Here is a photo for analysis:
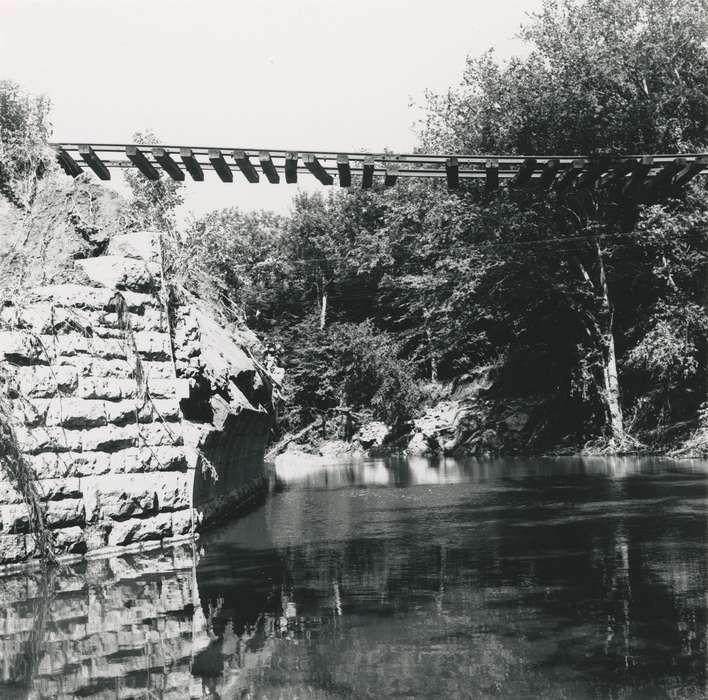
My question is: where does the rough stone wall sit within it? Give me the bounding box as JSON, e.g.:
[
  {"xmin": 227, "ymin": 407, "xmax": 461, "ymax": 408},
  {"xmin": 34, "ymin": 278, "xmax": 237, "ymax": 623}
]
[{"xmin": 0, "ymin": 229, "xmax": 272, "ymax": 567}]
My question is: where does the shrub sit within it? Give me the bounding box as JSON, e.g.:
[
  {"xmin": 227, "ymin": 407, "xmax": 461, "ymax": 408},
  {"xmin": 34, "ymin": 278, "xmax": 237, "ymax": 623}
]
[{"xmin": 282, "ymin": 317, "xmax": 420, "ymax": 430}]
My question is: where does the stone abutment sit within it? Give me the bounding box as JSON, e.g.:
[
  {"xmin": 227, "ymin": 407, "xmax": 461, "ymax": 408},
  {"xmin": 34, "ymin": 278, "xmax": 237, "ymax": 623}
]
[{"xmin": 0, "ymin": 231, "xmax": 273, "ymax": 568}]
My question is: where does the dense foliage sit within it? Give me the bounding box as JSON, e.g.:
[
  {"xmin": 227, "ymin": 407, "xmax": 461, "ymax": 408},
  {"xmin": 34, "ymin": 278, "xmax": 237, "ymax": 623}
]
[
  {"xmin": 175, "ymin": 0, "xmax": 707, "ymax": 450},
  {"xmin": 413, "ymin": 0, "xmax": 708, "ymax": 448},
  {"xmin": 178, "ymin": 207, "xmax": 284, "ymax": 321},
  {"xmin": 280, "ymin": 317, "xmax": 420, "ymax": 429},
  {"xmin": 419, "ymin": 0, "xmax": 708, "ymax": 154}
]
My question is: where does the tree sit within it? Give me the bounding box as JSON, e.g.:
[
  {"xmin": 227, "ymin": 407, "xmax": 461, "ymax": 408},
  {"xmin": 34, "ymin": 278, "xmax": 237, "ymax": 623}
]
[
  {"xmin": 179, "ymin": 207, "xmax": 285, "ymax": 323},
  {"xmin": 420, "ymin": 0, "xmax": 708, "ymax": 155},
  {"xmin": 375, "ymin": 179, "xmax": 497, "ymax": 381},
  {"xmin": 620, "ymin": 189, "xmax": 708, "ymax": 435},
  {"xmin": 282, "ymin": 317, "xmax": 420, "ymax": 430},
  {"xmin": 0, "ymin": 81, "xmax": 52, "ymax": 209},
  {"xmin": 283, "ymin": 190, "xmax": 390, "ymax": 329},
  {"xmin": 123, "ymin": 130, "xmax": 184, "ymax": 232},
  {"xmin": 417, "ymin": 0, "xmax": 708, "ymax": 447}
]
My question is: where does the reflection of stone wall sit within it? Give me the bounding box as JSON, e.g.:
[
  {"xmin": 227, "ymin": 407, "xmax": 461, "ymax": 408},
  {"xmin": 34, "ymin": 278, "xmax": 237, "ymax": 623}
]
[
  {"xmin": 0, "ymin": 544, "xmax": 278, "ymax": 699},
  {"xmin": 0, "ymin": 230, "xmax": 272, "ymax": 566},
  {"xmin": 0, "ymin": 546, "xmax": 205, "ymax": 699}
]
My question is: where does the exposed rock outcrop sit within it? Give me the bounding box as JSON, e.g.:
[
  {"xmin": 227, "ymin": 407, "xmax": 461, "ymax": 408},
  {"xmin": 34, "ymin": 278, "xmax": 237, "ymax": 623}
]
[
  {"xmin": 406, "ymin": 400, "xmax": 460, "ymax": 456},
  {"xmin": 404, "ymin": 396, "xmax": 538, "ymax": 457},
  {"xmin": 671, "ymin": 423, "xmax": 708, "ymax": 458},
  {"xmin": 0, "ymin": 176, "xmax": 128, "ymax": 294},
  {"xmin": 322, "ymin": 367, "xmax": 539, "ymax": 458},
  {"xmin": 173, "ymin": 302, "xmax": 274, "ymax": 529},
  {"xmin": 353, "ymin": 421, "xmax": 390, "ymax": 450}
]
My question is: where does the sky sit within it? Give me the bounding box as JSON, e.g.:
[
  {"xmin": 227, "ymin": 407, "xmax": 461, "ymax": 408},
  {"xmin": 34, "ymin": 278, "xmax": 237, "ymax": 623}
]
[{"xmin": 0, "ymin": 0, "xmax": 542, "ymax": 219}]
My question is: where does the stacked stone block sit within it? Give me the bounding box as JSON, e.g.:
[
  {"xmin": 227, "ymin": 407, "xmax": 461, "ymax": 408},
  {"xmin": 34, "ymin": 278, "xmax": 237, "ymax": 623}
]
[{"xmin": 0, "ymin": 233, "xmax": 193, "ymax": 564}]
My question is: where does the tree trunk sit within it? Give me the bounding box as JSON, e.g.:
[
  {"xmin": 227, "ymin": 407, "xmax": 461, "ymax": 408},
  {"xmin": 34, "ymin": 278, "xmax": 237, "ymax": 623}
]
[
  {"xmin": 423, "ymin": 308, "xmax": 438, "ymax": 382},
  {"xmin": 596, "ymin": 241, "xmax": 624, "ymax": 444},
  {"xmin": 425, "ymin": 325, "xmax": 438, "ymax": 381},
  {"xmin": 601, "ymin": 323, "xmax": 624, "ymax": 442},
  {"xmin": 264, "ymin": 418, "xmax": 319, "ymax": 461},
  {"xmin": 319, "ymin": 288, "xmax": 327, "ymax": 330}
]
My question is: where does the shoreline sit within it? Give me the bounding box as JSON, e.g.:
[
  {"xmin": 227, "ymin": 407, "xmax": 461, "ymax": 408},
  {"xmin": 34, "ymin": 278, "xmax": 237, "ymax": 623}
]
[{"xmin": 271, "ymin": 440, "xmax": 708, "ymax": 464}]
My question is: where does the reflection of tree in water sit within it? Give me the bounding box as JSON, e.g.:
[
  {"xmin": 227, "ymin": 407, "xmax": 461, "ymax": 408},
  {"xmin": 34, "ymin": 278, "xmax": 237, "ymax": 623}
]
[
  {"xmin": 600, "ymin": 526, "xmax": 633, "ymax": 667},
  {"xmin": 193, "ymin": 515, "xmax": 306, "ymax": 697},
  {"xmin": 639, "ymin": 525, "xmax": 706, "ymax": 677}
]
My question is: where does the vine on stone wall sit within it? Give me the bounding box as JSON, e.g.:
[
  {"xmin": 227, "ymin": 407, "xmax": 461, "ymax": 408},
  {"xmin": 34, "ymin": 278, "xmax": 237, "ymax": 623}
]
[
  {"xmin": 109, "ymin": 288, "xmax": 218, "ymax": 482},
  {"xmin": 0, "ymin": 366, "xmax": 57, "ymax": 567}
]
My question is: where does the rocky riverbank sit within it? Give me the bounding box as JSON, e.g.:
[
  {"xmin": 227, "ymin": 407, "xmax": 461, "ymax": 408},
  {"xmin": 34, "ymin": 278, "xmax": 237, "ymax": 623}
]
[{"xmin": 269, "ymin": 363, "xmax": 708, "ymax": 464}]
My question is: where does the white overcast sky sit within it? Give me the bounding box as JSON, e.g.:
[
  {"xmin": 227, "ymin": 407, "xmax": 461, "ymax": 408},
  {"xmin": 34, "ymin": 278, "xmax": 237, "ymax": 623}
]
[{"xmin": 0, "ymin": 0, "xmax": 541, "ymax": 219}]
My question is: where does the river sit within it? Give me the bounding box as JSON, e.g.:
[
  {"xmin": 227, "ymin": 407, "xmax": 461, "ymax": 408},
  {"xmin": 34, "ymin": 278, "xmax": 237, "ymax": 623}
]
[{"xmin": 0, "ymin": 456, "xmax": 705, "ymax": 699}]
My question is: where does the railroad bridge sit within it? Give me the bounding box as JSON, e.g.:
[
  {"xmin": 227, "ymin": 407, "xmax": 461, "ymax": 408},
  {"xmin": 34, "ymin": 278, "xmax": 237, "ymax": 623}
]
[
  {"xmin": 53, "ymin": 142, "xmax": 708, "ymax": 202},
  {"xmin": 1, "ymin": 141, "xmax": 706, "ymax": 569}
]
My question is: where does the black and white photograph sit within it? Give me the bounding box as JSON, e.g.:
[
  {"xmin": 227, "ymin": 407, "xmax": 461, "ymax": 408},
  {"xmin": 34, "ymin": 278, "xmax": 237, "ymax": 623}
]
[{"xmin": 0, "ymin": 1, "xmax": 706, "ymax": 697}]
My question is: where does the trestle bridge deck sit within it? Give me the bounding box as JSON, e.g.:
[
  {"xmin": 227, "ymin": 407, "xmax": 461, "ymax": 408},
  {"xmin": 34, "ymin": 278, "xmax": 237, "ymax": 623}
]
[{"xmin": 51, "ymin": 142, "xmax": 707, "ymax": 199}]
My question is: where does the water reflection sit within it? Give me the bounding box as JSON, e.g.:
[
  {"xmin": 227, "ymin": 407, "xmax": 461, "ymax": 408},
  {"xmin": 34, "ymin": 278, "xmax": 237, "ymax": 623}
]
[
  {"xmin": 275, "ymin": 454, "xmax": 708, "ymax": 489},
  {"xmin": 0, "ymin": 456, "xmax": 705, "ymax": 699},
  {"xmin": 0, "ymin": 546, "xmax": 207, "ymax": 699}
]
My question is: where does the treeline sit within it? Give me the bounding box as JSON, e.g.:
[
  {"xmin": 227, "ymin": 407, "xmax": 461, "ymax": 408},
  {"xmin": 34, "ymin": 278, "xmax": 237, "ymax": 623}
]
[{"xmin": 176, "ymin": 0, "xmax": 708, "ymax": 451}]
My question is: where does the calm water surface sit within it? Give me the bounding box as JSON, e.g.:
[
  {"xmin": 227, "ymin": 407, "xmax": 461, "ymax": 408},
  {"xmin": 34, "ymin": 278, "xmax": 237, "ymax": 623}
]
[{"xmin": 0, "ymin": 456, "xmax": 706, "ymax": 699}]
